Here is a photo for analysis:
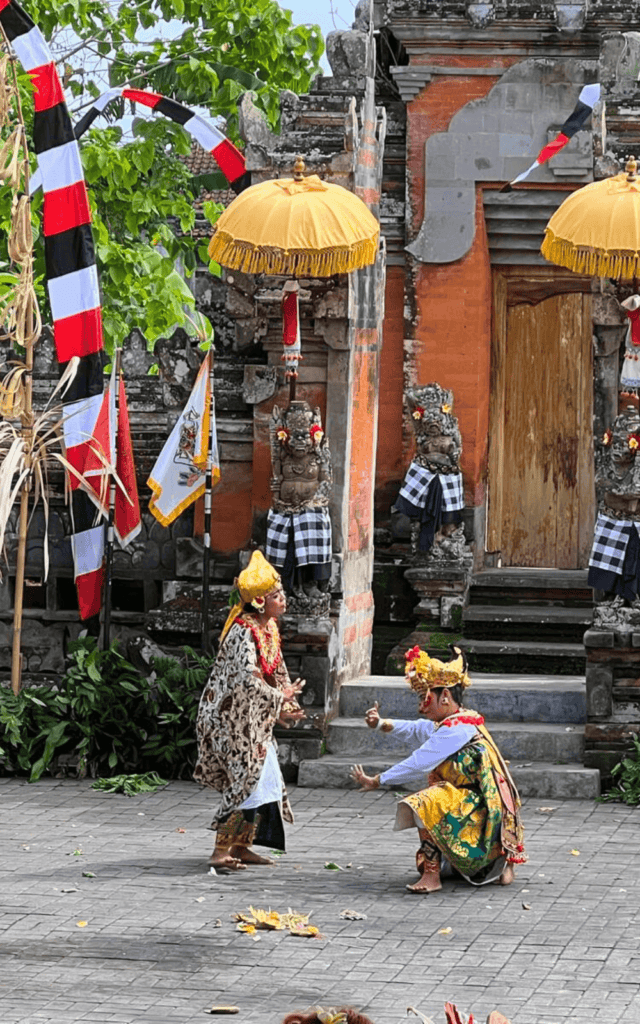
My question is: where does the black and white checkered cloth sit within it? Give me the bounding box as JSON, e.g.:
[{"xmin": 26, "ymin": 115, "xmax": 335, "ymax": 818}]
[
  {"xmin": 266, "ymin": 508, "xmax": 332, "ymax": 568},
  {"xmin": 588, "ymin": 512, "xmax": 640, "ymax": 573},
  {"xmin": 398, "ymin": 461, "xmax": 464, "ymax": 512}
]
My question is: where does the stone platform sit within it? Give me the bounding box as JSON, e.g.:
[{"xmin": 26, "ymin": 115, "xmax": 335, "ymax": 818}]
[{"xmin": 1, "ymin": 778, "xmax": 638, "ymax": 1024}]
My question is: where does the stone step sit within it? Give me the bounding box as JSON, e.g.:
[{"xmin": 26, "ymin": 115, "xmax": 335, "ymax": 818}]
[
  {"xmin": 339, "ymin": 674, "xmax": 586, "ymax": 723},
  {"xmin": 464, "ymin": 605, "xmax": 592, "ymax": 624},
  {"xmin": 385, "ymin": 636, "xmax": 586, "ymax": 677},
  {"xmin": 326, "ymin": 719, "xmax": 585, "ymax": 762},
  {"xmin": 298, "ymin": 755, "xmax": 600, "ymax": 800},
  {"xmin": 471, "ymin": 569, "xmax": 590, "ymax": 589},
  {"xmin": 459, "ymin": 638, "xmax": 585, "ymax": 658}
]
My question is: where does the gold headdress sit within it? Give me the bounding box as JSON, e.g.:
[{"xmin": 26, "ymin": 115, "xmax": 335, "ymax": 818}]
[
  {"xmin": 220, "ymin": 550, "xmax": 281, "ymax": 643},
  {"xmin": 315, "ymin": 1011, "xmax": 348, "ymax": 1024},
  {"xmin": 404, "ymin": 645, "xmax": 471, "ymax": 696}
]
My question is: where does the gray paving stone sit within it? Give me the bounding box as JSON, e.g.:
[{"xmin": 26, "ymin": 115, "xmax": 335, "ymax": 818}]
[{"xmin": 1, "ymin": 779, "xmax": 639, "ymax": 1024}]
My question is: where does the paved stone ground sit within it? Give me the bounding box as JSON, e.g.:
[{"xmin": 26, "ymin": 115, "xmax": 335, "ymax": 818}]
[{"xmin": 1, "ymin": 779, "xmax": 639, "ymax": 1024}]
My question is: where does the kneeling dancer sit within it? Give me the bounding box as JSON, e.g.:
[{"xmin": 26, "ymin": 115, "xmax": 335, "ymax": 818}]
[
  {"xmin": 194, "ymin": 550, "xmax": 305, "ymax": 871},
  {"xmin": 351, "ymin": 646, "xmax": 526, "ymax": 892}
]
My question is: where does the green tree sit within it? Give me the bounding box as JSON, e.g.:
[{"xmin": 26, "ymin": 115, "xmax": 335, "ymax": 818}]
[{"xmin": 3, "ymin": 0, "xmax": 324, "ymax": 353}]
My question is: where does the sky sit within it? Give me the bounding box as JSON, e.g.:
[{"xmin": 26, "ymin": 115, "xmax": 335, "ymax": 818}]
[
  {"xmin": 283, "ymin": 0, "xmax": 357, "ymax": 69},
  {"xmin": 60, "ymin": 0, "xmax": 358, "ymax": 126}
]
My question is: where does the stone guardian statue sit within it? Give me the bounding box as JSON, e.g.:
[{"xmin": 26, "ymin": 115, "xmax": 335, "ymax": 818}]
[{"xmin": 266, "ymin": 400, "xmax": 333, "ymax": 606}]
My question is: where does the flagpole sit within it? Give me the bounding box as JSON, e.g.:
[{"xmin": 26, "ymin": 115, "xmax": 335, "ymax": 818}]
[
  {"xmin": 200, "ymin": 352, "xmax": 216, "ymax": 654},
  {"xmin": 102, "ymin": 347, "xmax": 122, "ymax": 650}
]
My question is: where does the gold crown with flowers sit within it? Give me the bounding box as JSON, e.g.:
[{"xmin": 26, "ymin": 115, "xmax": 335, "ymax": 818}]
[{"xmin": 404, "ymin": 645, "xmax": 471, "ymax": 695}]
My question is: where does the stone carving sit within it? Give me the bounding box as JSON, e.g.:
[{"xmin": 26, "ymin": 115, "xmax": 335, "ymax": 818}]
[
  {"xmin": 426, "ymin": 524, "xmax": 472, "ymax": 564},
  {"xmin": 589, "ymin": 405, "xmax": 640, "ymax": 608},
  {"xmin": 592, "ymin": 594, "xmax": 640, "ymax": 634},
  {"xmin": 406, "ymin": 383, "xmax": 461, "ymax": 474},
  {"xmin": 266, "ymin": 400, "xmax": 333, "ymax": 613},
  {"xmin": 554, "ymin": 2, "xmax": 587, "ymax": 33},
  {"xmin": 242, "ymin": 365, "xmax": 278, "ymax": 405},
  {"xmin": 597, "ymin": 405, "xmax": 640, "ymax": 519},
  {"xmin": 394, "ymin": 383, "xmax": 471, "ymax": 565},
  {"xmin": 466, "ymin": 3, "xmax": 495, "ymax": 28},
  {"xmin": 269, "ymin": 401, "xmax": 332, "ymax": 512},
  {"xmin": 407, "ymin": 60, "xmax": 595, "ymax": 265}
]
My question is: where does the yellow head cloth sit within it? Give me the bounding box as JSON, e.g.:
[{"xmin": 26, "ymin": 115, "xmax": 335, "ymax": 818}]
[
  {"xmin": 404, "ymin": 645, "xmax": 471, "ymax": 696},
  {"xmin": 219, "ymin": 550, "xmax": 281, "ymax": 643}
]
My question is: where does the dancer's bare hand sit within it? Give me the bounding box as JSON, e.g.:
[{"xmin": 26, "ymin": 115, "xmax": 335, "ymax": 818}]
[
  {"xmin": 365, "ymin": 701, "xmax": 380, "ymax": 729},
  {"xmin": 350, "ymin": 764, "xmax": 380, "ymax": 791},
  {"xmin": 282, "ymin": 677, "xmax": 305, "ymax": 701},
  {"xmin": 278, "ymin": 709, "xmax": 306, "ymax": 729}
]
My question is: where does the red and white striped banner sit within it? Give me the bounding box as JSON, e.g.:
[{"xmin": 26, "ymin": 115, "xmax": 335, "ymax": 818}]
[{"xmin": 72, "ymin": 86, "xmax": 249, "ymax": 191}]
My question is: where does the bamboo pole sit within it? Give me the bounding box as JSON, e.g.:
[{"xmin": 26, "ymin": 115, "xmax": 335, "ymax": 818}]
[
  {"xmin": 201, "ymin": 352, "xmax": 215, "ymax": 654},
  {"xmin": 10, "ymin": 311, "xmax": 33, "ymax": 694},
  {"xmin": 10, "ymin": 448, "xmax": 30, "ymax": 694},
  {"xmin": 8, "ymin": 57, "xmax": 35, "ymax": 692},
  {"xmin": 102, "ymin": 349, "xmax": 122, "ymax": 650}
]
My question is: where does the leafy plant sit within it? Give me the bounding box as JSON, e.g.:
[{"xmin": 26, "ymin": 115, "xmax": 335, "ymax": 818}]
[
  {"xmin": 92, "ymin": 771, "xmax": 168, "ymax": 796},
  {"xmin": 0, "ymin": 685, "xmax": 65, "ymax": 779},
  {"xmin": 428, "ymin": 631, "xmax": 464, "ymax": 650},
  {"xmin": 142, "ymin": 646, "xmax": 212, "ymax": 778},
  {"xmin": 0, "ymin": 0, "xmax": 324, "ymax": 356},
  {"xmin": 598, "ymin": 736, "xmax": 640, "ymax": 805},
  {"xmin": 55, "ymin": 638, "xmax": 151, "ymax": 777},
  {"xmin": 0, "ymin": 639, "xmax": 212, "ymax": 781}
]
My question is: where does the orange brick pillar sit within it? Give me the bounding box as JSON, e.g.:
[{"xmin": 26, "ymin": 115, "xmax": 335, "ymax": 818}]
[{"xmin": 328, "ymin": 78, "xmax": 387, "ymax": 703}]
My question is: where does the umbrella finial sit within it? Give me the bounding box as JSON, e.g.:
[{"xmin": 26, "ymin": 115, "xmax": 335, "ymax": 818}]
[
  {"xmin": 626, "ymin": 155, "xmax": 638, "ymax": 182},
  {"xmin": 293, "ymin": 155, "xmax": 306, "ymax": 181}
]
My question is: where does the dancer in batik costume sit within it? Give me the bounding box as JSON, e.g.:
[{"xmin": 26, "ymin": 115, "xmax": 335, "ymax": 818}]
[
  {"xmin": 194, "ymin": 550, "xmax": 305, "ymax": 872},
  {"xmin": 351, "ymin": 646, "xmax": 526, "ymax": 893}
]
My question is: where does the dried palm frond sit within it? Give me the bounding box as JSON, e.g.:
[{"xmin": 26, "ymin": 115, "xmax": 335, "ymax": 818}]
[
  {"xmin": 0, "ymin": 262, "xmax": 41, "ymax": 348},
  {"xmin": 0, "ymin": 125, "xmax": 24, "ymax": 190},
  {"xmin": 0, "ymin": 361, "xmax": 27, "ymax": 417},
  {"xmin": 8, "ymin": 193, "xmax": 33, "ymax": 265},
  {"xmin": 0, "ymin": 356, "xmax": 133, "ymax": 581},
  {"xmin": 0, "ymin": 403, "xmax": 117, "ymax": 581},
  {"xmin": 0, "ymin": 52, "xmax": 12, "ymax": 127}
]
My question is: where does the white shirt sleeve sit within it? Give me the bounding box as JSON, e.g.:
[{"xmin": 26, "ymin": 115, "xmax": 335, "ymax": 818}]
[
  {"xmin": 379, "ymin": 723, "xmax": 478, "ymax": 788},
  {"xmin": 381, "ymin": 718, "xmax": 435, "ymax": 746}
]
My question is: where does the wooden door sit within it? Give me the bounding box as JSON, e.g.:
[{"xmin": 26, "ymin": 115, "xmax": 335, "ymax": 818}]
[{"xmin": 487, "ymin": 269, "xmax": 594, "ymax": 569}]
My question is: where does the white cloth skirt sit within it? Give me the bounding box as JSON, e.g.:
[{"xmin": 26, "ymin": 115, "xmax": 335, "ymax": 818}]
[{"xmin": 240, "ymin": 742, "xmax": 283, "ymax": 810}]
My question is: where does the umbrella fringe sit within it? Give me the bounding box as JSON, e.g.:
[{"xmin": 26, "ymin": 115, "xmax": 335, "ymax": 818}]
[
  {"xmin": 542, "ymin": 229, "xmax": 640, "ymax": 280},
  {"xmin": 208, "ymin": 229, "xmax": 379, "ymax": 277}
]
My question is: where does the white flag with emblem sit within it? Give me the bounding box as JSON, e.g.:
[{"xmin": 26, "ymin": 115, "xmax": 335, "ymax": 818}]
[{"xmin": 147, "ymin": 352, "xmax": 219, "ymax": 526}]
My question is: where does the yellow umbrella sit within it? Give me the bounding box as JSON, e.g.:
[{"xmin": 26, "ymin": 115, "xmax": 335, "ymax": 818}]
[
  {"xmin": 208, "ymin": 157, "xmax": 380, "ymax": 277},
  {"xmin": 541, "ymin": 156, "xmax": 640, "ymax": 279}
]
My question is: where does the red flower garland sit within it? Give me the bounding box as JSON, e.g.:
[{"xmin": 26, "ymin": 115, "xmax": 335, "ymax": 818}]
[
  {"xmin": 237, "ymin": 616, "xmax": 282, "ymax": 676},
  {"xmin": 439, "ymin": 711, "xmax": 485, "ymax": 728}
]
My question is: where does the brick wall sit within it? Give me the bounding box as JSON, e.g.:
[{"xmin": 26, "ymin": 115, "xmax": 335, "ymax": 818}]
[
  {"xmin": 412, "ymin": 191, "xmax": 493, "ymax": 505},
  {"xmin": 405, "ymin": 61, "xmax": 513, "ymax": 504}
]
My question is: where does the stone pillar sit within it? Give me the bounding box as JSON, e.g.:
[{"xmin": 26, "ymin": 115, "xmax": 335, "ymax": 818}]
[
  {"xmin": 334, "ymin": 75, "xmax": 387, "ymax": 692},
  {"xmin": 230, "ymin": 1, "xmax": 386, "ymax": 715},
  {"xmin": 585, "ymin": 626, "xmax": 640, "ymax": 782}
]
